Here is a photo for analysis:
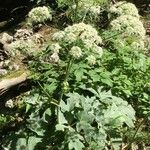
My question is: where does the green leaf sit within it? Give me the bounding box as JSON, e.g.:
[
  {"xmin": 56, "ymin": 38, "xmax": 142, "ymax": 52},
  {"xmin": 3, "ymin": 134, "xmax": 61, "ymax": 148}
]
[
  {"xmin": 58, "ymin": 109, "xmax": 68, "ymax": 124},
  {"xmin": 68, "ymin": 137, "xmax": 84, "ymax": 150},
  {"xmin": 42, "ymin": 108, "xmax": 52, "ymax": 123},
  {"xmin": 56, "ymin": 124, "xmax": 67, "ymax": 131},
  {"xmin": 16, "ymin": 138, "xmax": 27, "ymax": 150},
  {"xmin": 101, "ymin": 78, "xmax": 113, "ymax": 87},
  {"xmin": 74, "ymin": 68, "xmax": 85, "ymax": 81},
  {"xmin": 44, "ymin": 82, "xmax": 57, "ymax": 94},
  {"xmin": 112, "ymin": 138, "xmax": 122, "ymax": 150},
  {"xmin": 88, "ymin": 70, "xmax": 100, "ymax": 82},
  {"xmin": 28, "ymin": 136, "xmax": 42, "ymax": 150},
  {"xmin": 26, "ymin": 104, "xmax": 32, "ymax": 113}
]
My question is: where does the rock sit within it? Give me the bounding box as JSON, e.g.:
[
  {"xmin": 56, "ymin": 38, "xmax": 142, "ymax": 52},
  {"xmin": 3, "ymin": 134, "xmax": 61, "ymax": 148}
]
[
  {"xmin": 0, "ymin": 69, "xmax": 7, "ymax": 75},
  {"xmin": 5, "ymin": 99, "xmax": 14, "ymax": 108},
  {"xmin": 14, "ymin": 29, "xmax": 33, "ymax": 40},
  {"xmin": 1, "ymin": 32, "xmax": 13, "ymax": 44},
  {"xmin": 32, "ymin": 33, "xmax": 45, "ymax": 44}
]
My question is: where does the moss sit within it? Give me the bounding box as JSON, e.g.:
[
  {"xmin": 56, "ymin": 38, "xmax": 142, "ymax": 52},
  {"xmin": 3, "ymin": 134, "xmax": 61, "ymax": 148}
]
[{"xmin": 0, "ymin": 69, "xmax": 28, "ymax": 80}]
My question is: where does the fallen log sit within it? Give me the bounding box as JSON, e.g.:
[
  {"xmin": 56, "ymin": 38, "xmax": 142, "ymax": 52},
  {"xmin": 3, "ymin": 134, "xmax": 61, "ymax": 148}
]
[{"xmin": 0, "ymin": 72, "xmax": 28, "ymax": 96}]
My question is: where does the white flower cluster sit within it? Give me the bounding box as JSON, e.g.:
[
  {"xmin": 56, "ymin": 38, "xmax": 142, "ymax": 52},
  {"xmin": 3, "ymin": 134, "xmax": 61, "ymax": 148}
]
[
  {"xmin": 49, "ymin": 43, "xmax": 61, "ymax": 53},
  {"xmin": 131, "ymin": 40, "xmax": 145, "ymax": 50},
  {"xmin": 77, "ymin": 1, "xmax": 100, "ymax": 16},
  {"xmin": 70, "ymin": 46, "xmax": 82, "ymax": 59},
  {"xmin": 86, "ymin": 55, "xmax": 96, "ymax": 65},
  {"xmin": 52, "ymin": 22, "xmax": 103, "ymax": 65},
  {"xmin": 69, "ymin": 1, "xmax": 100, "ymax": 22},
  {"xmin": 109, "ymin": 1, "xmax": 139, "ymax": 18},
  {"xmin": 28, "ymin": 6, "xmax": 52, "ymax": 25},
  {"xmin": 53, "ymin": 22, "xmax": 102, "ymax": 45},
  {"xmin": 9, "ymin": 39, "xmax": 35, "ymax": 55},
  {"xmin": 109, "ymin": 2, "xmax": 146, "ymax": 50},
  {"xmin": 110, "ymin": 15, "xmax": 146, "ymax": 39}
]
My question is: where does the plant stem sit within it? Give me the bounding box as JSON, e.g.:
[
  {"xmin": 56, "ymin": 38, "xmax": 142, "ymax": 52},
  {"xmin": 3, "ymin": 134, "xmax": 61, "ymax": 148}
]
[
  {"xmin": 37, "ymin": 81, "xmax": 51, "ymax": 99},
  {"xmin": 125, "ymin": 113, "xmax": 150, "ymax": 150},
  {"xmin": 57, "ymin": 57, "xmax": 73, "ymax": 123},
  {"xmin": 74, "ymin": 0, "xmax": 79, "ymax": 22}
]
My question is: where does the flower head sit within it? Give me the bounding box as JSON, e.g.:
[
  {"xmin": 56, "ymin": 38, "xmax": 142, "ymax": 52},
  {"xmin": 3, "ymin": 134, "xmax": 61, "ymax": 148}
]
[
  {"xmin": 92, "ymin": 44, "xmax": 103, "ymax": 57},
  {"xmin": 131, "ymin": 40, "xmax": 145, "ymax": 50},
  {"xmin": 52, "ymin": 31, "xmax": 65, "ymax": 41},
  {"xmin": 109, "ymin": 1, "xmax": 139, "ymax": 18},
  {"xmin": 86, "ymin": 55, "xmax": 96, "ymax": 65},
  {"xmin": 68, "ymin": 1, "xmax": 101, "ymax": 22},
  {"xmin": 52, "ymin": 23, "xmax": 103, "ymax": 60},
  {"xmin": 50, "ymin": 52, "xmax": 60, "ymax": 63},
  {"xmin": 110, "ymin": 15, "xmax": 146, "ymax": 39},
  {"xmin": 50, "ymin": 43, "xmax": 61, "ymax": 53},
  {"xmin": 9, "ymin": 39, "xmax": 36, "ymax": 55},
  {"xmin": 64, "ymin": 23, "xmax": 102, "ymax": 48},
  {"xmin": 70, "ymin": 46, "xmax": 82, "ymax": 59},
  {"xmin": 28, "ymin": 6, "xmax": 52, "ymax": 25},
  {"xmin": 64, "ymin": 32, "xmax": 77, "ymax": 43}
]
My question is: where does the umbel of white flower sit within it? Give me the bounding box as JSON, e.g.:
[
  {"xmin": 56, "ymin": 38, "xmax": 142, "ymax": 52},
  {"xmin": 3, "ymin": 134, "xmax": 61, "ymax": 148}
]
[
  {"xmin": 53, "ymin": 23, "xmax": 102, "ymax": 45},
  {"xmin": 9, "ymin": 39, "xmax": 35, "ymax": 55},
  {"xmin": 69, "ymin": 1, "xmax": 101, "ymax": 21},
  {"xmin": 110, "ymin": 15, "xmax": 146, "ymax": 39},
  {"xmin": 28, "ymin": 6, "xmax": 52, "ymax": 25},
  {"xmin": 50, "ymin": 52, "xmax": 60, "ymax": 63},
  {"xmin": 52, "ymin": 22, "xmax": 103, "ymax": 63},
  {"xmin": 131, "ymin": 40, "xmax": 145, "ymax": 50},
  {"xmin": 86, "ymin": 55, "xmax": 96, "ymax": 65},
  {"xmin": 70, "ymin": 46, "xmax": 82, "ymax": 59},
  {"xmin": 109, "ymin": 1, "xmax": 139, "ymax": 18},
  {"xmin": 49, "ymin": 43, "xmax": 61, "ymax": 53}
]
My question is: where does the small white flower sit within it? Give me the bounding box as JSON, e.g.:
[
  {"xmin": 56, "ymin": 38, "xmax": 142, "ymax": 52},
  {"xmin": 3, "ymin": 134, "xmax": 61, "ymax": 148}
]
[
  {"xmin": 95, "ymin": 36, "xmax": 102, "ymax": 45},
  {"xmin": 10, "ymin": 39, "xmax": 36, "ymax": 55},
  {"xmin": 64, "ymin": 32, "xmax": 77, "ymax": 43},
  {"xmin": 72, "ymin": 4, "xmax": 77, "ymax": 9},
  {"xmin": 70, "ymin": 46, "xmax": 82, "ymax": 59},
  {"xmin": 5, "ymin": 99, "xmax": 14, "ymax": 108},
  {"xmin": 131, "ymin": 40, "xmax": 145, "ymax": 50},
  {"xmin": 50, "ymin": 43, "xmax": 61, "ymax": 53},
  {"xmin": 50, "ymin": 52, "xmax": 60, "ymax": 63},
  {"xmin": 92, "ymin": 45, "xmax": 103, "ymax": 57},
  {"xmin": 83, "ymin": 40, "xmax": 93, "ymax": 49},
  {"xmin": 68, "ymin": 1, "xmax": 100, "ymax": 22},
  {"xmin": 52, "ymin": 31, "xmax": 65, "ymax": 41},
  {"xmin": 90, "ymin": 6, "xmax": 101, "ymax": 15},
  {"xmin": 86, "ymin": 55, "xmax": 96, "ymax": 65}
]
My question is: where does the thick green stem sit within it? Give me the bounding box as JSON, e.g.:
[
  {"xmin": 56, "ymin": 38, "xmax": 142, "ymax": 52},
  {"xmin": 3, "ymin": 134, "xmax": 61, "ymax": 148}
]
[
  {"xmin": 74, "ymin": 0, "xmax": 79, "ymax": 22},
  {"xmin": 59, "ymin": 58, "xmax": 73, "ymax": 101},
  {"xmin": 57, "ymin": 57, "xmax": 73, "ymax": 123}
]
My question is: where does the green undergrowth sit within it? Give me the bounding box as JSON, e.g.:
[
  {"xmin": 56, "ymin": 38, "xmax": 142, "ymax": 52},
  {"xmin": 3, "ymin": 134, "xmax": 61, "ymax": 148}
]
[{"xmin": 0, "ymin": 0, "xmax": 150, "ymax": 150}]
